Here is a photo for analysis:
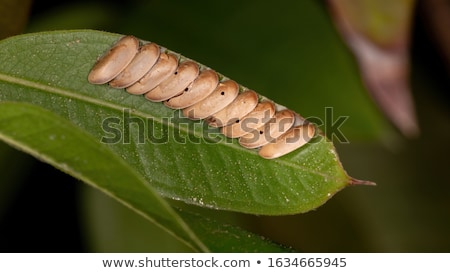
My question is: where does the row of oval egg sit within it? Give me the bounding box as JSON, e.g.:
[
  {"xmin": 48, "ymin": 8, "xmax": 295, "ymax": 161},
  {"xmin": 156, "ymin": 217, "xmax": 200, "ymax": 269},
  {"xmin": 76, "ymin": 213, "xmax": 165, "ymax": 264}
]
[{"xmin": 88, "ymin": 36, "xmax": 316, "ymax": 159}]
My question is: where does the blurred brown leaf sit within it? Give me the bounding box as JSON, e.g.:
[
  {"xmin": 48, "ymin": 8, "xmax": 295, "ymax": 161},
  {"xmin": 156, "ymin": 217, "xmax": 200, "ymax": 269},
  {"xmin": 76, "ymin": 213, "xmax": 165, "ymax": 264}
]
[
  {"xmin": 0, "ymin": 0, "xmax": 32, "ymax": 39},
  {"xmin": 328, "ymin": 0, "xmax": 419, "ymax": 137}
]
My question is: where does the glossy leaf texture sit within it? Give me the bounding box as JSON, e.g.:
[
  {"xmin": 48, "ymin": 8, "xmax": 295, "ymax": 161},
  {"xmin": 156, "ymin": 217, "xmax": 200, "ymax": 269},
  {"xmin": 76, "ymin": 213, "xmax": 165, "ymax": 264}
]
[
  {"xmin": 0, "ymin": 101, "xmax": 207, "ymax": 252},
  {"xmin": 0, "ymin": 101, "xmax": 291, "ymax": 252},
  {"xmin": 0, "ymin": 30, "xmax": 360, "ymax": 215}
]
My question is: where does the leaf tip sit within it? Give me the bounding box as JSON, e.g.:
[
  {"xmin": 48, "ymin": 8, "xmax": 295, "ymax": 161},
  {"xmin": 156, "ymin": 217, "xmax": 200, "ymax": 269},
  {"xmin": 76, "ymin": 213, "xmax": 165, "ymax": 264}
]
[{"xmin": 349, "ymin": 177, "xmax": 376, "ymax": 186}]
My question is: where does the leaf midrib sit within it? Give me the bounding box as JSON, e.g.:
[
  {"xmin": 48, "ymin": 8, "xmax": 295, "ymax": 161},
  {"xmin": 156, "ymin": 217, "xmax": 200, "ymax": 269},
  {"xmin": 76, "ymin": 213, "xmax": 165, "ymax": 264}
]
[{"xmin": 0, "ymin": 72, "xmax": 342, "ymax": 181}]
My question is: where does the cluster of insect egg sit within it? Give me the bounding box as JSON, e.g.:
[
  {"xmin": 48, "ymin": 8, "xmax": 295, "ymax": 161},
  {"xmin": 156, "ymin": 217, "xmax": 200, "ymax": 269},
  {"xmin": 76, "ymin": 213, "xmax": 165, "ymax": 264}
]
[{"xmin": 88, "ymin": 36, "xmax": 315, "ymax": 159}]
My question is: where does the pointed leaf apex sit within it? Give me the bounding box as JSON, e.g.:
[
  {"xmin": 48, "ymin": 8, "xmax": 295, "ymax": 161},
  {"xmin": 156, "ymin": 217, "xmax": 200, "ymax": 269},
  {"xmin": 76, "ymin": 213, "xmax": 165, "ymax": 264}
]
[{"xmin": 349, "ymin": 178, "xmax": 377, "ymax": 186}]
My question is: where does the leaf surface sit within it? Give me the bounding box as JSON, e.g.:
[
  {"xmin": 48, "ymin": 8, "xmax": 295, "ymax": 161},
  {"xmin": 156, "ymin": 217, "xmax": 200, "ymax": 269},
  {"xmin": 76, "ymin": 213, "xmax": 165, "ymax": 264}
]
[
  {"xmin": 0, "ymin": 30, "xmax": 356, "ymax": 215},
  {"xmin": 0, "ymin": 101, "xmax": 207, "ymax": 252}
]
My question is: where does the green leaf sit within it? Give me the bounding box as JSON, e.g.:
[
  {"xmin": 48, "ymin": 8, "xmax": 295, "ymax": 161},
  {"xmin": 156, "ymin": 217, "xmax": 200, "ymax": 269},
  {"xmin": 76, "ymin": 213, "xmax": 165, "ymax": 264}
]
[
  {"xmin": 118, "ymin": 0, "xmax": 388, "ymax": 140},
  {"xmin": 0, "ymin": 30, "xmax": 362, "ymax": 215},
  {"xmin": 177, "ymin": 210, "xmax": 292, "ymax": 253},
  {"xmin": 0, "ymin": 101, "xmax": 207, "ymax": 252},
  {"xmin": 25, "ymin": 1, "xmax": 388, "ymax": 139},
  {"xmin": 82, "ymin": 185, "xmax": 290, "ymax": 252}
]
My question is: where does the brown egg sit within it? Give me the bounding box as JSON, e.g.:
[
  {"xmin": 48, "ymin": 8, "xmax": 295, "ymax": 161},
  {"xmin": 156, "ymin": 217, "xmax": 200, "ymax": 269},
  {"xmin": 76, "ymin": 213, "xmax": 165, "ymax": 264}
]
[
  {"xmin": 109, "ymin": 43, "xmax": 160, "ymax": 88},
  {"xmin": 88, "ymin": 35, "xmax": 139, "ymax": 85},
  {"xmin": 259, "ymin": 124, "xmax": 316, "ymax": 159}
]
